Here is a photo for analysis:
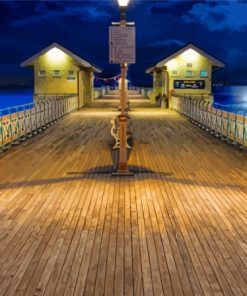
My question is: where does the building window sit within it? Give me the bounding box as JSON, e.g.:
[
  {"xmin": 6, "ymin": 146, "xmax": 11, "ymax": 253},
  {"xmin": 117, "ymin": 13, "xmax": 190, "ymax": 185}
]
[
  {"xmin": 67, "ymin": 70, "xmax": 75, "ymax": 80},
  {"xmin": 186, "ymin": 70, "xmax": 194, "ymax": 77},
  {"xmin": 39, "ymin": 70, "xmax": 46, "ymax": 77},
  {"xmin": 171, "ymin": 70, "xmax": 179, "ymax": 77},
  {"xmin": 200, "ymin": 70, "xmax": 208, "ymax": 77},
  {"xmin": 53, "ymin": 70, "xmax": 60, "ymax": 77}
]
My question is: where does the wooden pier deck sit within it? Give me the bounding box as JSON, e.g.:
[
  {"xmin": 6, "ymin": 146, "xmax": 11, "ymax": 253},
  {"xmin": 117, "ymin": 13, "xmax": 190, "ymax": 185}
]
[{"xmin": 0, "ymin": 107, "xmax": 247, "ymax": 295}]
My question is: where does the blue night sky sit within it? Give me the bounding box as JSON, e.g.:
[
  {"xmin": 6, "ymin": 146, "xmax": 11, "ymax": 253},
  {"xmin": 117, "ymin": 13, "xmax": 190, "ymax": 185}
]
[{"xmin": 0, "ymin": 0, "xmax": 247, "ymax": 86}]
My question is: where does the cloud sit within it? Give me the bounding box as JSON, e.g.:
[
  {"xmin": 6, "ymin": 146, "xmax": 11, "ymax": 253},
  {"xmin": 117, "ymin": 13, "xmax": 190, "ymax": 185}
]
[
  {"xmin": 9, "ymin": 2, "xmax": 112, "ymax": 27},
  {"xmin": 183, "ymin": 1, "xmax": 247, "ymax": 31},
  {"xmin": 149, "ymin": 1, "xmax": 204, "ymax": 17},
  {"xmin": 0, "ymin": 2, "xmax": 18, "ymax": 26},
  {"xmin": 149, "ymin": 39, "xmax": 186, "ymax": 48}
]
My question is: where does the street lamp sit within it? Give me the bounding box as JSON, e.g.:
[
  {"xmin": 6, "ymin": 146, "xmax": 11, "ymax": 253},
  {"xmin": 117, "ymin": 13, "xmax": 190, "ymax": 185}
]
[
  {"xmin": 118, "ymin": 0, "xmax": 129, "ymax": 6},
  {"xmin": 118, "ymin": 0, "xmax": 129, "ymax": 21},
  {"xmin": 115, "ymin": 0, "xmax": 131, "ymax": 175}
]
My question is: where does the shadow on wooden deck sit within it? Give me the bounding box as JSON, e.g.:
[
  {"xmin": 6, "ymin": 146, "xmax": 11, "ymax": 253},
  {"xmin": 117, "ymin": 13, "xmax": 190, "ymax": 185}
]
[{"xmin": 0, "ymin": 167, "xmax": 243, "ymax": 191}]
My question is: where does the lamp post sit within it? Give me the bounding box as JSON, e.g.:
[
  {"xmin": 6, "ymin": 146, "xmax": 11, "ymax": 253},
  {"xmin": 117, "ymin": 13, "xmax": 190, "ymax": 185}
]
[
  {"xmin": 118, "ymin": 0, "xmax": 129, "ymax": 22},
  {"xmin": 116, "ymin": 0, "xmax": 131, "ymax": 174}
]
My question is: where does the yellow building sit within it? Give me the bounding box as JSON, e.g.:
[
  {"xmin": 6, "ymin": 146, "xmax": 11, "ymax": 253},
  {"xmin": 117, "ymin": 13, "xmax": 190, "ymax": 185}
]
[
  {"xmin": 146, "ymin": 43, "xmax": 225, "ymax": 106},
  {"xmin": 21, "ymin": 42, "xmax": 101, "ymax": 107}
]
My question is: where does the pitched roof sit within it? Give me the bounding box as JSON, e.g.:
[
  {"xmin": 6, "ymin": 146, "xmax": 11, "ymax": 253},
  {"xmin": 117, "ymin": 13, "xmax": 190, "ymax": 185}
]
[
  {"xmin": 146, "ymin": 43, "xmax": 225, "ymax": 74},
  {"xmin": 21, "ymin": 42, "xmax": 102, "ymax": 73}
]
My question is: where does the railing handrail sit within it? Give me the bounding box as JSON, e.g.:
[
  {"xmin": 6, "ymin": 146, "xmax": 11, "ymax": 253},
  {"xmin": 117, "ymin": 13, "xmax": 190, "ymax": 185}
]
[
  {"xmin": 171, "ymin": 95, "xmax": 247, "ymax": 147},
  {"xmin": 0, "ymin": 94, "xmax": 79, "ymax": 152},
  {"xmin": 0, "ymin": 103, "xmax": 34, "ymax": 114}
]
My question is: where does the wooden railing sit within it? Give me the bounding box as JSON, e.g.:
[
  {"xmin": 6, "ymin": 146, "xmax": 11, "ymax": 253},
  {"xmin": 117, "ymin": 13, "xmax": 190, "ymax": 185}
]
[
  {"xmin": 0, "ymin": 94, "xmax": 78, "ymax": 152},
  {"xmin": 171, "ymin": 95, "xmax": 247, "ymax": 148}
]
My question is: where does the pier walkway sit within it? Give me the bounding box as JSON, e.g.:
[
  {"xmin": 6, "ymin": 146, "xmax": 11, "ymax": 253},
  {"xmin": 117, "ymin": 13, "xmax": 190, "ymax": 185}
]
[{"xmin": 0, "ymin": 104, "xmax": 247, "ymax": 295}]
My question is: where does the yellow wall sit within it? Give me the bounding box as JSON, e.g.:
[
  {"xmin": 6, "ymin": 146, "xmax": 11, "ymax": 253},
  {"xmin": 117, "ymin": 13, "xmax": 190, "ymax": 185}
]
[
  {"xmin": 152, "ymin": 49, "xmax": 213, "ymax": 98},
  {"xmin": 165, "ymin": 49, "xmax": 212, "ymax": 95},
  {"xmin": 34, "ymin": 48, "xmax": 80, "ymax": 95}
]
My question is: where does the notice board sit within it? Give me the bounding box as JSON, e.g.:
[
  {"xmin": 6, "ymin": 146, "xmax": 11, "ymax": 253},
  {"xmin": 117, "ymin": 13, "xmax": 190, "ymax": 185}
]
[
  {"xmin": 174, "ymin": 80, "xmax": 205, "ymax": 89},
  {"xmin": 109, "ymin": 26, "xmax": 136, "ymax": 64}
]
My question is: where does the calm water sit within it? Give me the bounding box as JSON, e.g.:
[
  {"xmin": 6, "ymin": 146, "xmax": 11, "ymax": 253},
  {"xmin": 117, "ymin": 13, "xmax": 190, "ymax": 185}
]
[
  {"xmin": 0, "ymin": 86, "xmax": 247, "ymax": 115},
  {"xmin": 0, "ymin": 88, "xmax": 33, "ymax": 115},
  {"xmin": 213, "ymin": 86, "xmax": 247, "ymax": 113}
]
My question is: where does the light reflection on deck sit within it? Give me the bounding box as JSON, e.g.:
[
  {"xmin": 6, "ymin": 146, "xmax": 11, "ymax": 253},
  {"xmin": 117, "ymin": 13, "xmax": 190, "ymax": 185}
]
[{"xmin": 0, "ymin": 104, "xmax": 246, "ymax": 296}]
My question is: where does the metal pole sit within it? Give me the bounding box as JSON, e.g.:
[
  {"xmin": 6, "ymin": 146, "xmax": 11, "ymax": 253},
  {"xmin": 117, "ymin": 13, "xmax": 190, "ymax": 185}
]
[
  {"xmin": 117, "ymin": 63, "xmax": 128, "ymax": 173},
  {"xmin": 111, "ymin": 1, "xmax": 134, "ymax": 175},
  {"xmin": 120, "ymin": 64, "xmax": 127, "ymax": 115},
  {"xmin": 116, "ymin": 6, "xmax": 131, "ymax": 175}
]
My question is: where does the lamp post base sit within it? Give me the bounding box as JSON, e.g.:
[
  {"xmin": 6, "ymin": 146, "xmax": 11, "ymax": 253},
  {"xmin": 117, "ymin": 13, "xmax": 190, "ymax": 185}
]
[
  {"xmin": 112, "ymin": 170, "xmax": 134, "ymax": 176},
  {"xmin": 112, "ymin": 162, "xmax": 134, "ymax": 176}
]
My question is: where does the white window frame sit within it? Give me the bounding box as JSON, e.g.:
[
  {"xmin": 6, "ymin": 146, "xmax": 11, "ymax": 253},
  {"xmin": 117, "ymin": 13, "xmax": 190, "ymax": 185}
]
[
  {"xmin": 53, "ymin": 70, "xmax": 60, "ymax": 77},
  {"xmin": 39, "ymin": 70, "xmax": 46, "ymax": 77},
  {"xmin": 171, "ymin": 70, "xmax": 179, "ymax": 77},
  {"xmin": 67, "ymin": 70, "xmax": 75, "ymax": 80},
  {"xmin": 186, "ymin": 70, "xmax": 194, "ymax": 77}
]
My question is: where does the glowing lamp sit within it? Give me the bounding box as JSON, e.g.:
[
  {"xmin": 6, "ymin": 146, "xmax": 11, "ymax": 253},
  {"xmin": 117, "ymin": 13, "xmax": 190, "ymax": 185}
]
[
  {"xmin": 181, "ymin": 49, "xmax": 199, "ymax": 61},
  {"xmin": 118, "ymin": 0, "xmax": 129, "ymax": 7},
  {"xmin": 47, "ymin": 47, "xmax": 66, "ymax": 62}
]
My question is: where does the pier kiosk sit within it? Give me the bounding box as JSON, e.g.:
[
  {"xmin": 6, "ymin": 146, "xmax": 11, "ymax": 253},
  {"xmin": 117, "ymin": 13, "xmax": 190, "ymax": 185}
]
[
  {"xmin": 21, "ymin": 42, "xmax": 101, "ymax": 108},
  {"xmin": 146, "ymin": 43, "xmax": 224, "ymax": 107}
]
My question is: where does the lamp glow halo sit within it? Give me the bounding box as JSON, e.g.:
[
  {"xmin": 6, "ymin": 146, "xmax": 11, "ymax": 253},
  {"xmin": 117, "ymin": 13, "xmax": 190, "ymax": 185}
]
[{"xmin": 118, "ymin": 0, "xmax": 129, "ymax": 7}]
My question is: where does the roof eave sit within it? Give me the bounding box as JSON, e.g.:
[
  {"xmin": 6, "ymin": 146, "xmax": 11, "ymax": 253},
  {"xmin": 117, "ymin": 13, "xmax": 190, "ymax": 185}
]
[
  {"xmin": 145, "ymin": 66, "xmax": 156, "ymax": 74},
  {"xmin": 92, "ymin": 64, "xmax": 102, "ymax": 73},
  {"xmin": 21, "ymin": 60, "xmax": 34, "ymax": 67},
  {"xmin": 148, "ymin": 43, "xmax": 225, "ymax": 71},
  {"xmin": 20, "ymin": 42, "xmax": 101, "ymax": 70}
]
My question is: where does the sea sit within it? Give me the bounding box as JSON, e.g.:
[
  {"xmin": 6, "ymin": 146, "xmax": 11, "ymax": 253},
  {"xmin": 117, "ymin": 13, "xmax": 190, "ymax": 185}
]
[
  {"xmin": 0, "ymin": 86, "xmax": 247, "ymax": 115},
  {"xmin": 213, "ymin": 86, "xmax": 247, "ymax": 114},
  {"xmin": 0, "ymin": 88, "xmax": 33, "ymax": 116}
]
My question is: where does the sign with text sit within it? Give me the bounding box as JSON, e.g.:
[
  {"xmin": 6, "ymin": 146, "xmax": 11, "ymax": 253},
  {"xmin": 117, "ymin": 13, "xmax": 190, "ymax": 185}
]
[
  {"xmin": 109, "ymin": 26, "xmax": 136, "ymax": 64},
  {"xmin": 174, "ymin": 80, "xmax": 205, "ymax": 89}
]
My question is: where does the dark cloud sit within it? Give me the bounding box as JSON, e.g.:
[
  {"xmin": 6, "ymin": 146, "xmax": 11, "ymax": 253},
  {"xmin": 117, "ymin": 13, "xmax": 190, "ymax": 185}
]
[
  {"xmin": 149, "ymin": 1, "xmax": 204, "ymax": 17},
  {"xmin": 0, "ymin": 0, "xmax": 247, "ymax": 86},
  {"xmin": 149, "ymin": 3, "xmax": 171, "ymax": 15},
  {"xmin": 44, "ymin": 2, "xmax": 65, "ymax": 11},
  {"xmin": 184, "ymin": 1, "xmax": 247, "ymax": 31},
  {"xmin": 0, "ymin": 2, "xmax": 17, "ymax": 26},
  {"xmin": 208, "ymin": 1, "xmax": 219, "ymax": 7},
  {"xmin": 0, "ymin": 1, "xmax": 114, "ymax": 28},
  {"xmin": 149, "ymin": 39, "xmax": 186, "ymax": 48},
  {"xmin": 209, "ymin": 11, "xmax": 226, "ymax": 22}
]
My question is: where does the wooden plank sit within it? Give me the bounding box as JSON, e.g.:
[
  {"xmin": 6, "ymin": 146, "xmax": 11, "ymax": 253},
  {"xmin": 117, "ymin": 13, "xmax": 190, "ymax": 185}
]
[{"xmin": 0, "ymin": 105, "xmax": 246, "ymax": 296}]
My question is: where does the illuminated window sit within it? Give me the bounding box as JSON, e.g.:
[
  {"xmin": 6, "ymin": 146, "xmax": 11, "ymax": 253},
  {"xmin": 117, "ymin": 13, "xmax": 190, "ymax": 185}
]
[
  {"xmin": 171, "ymin": 70, "xmax": 179, "ymax": 77},
  {"xmin": 200, "ymin": 70, "xmax": 208, "ymax": 77},
  {"xmin": 39, "ymin": 70, "xmax": 46, "ymax": 77},
  {"xmin": 186, "ymin": 70, "xmax": 194, "ymax": 77},
  {"xmin": 67, "ymin": 70, "xmax": 75, "ymax": 80},
  {"xmin": 53, "ymin": 70, "xmax": 60, "ymax": 77}
]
